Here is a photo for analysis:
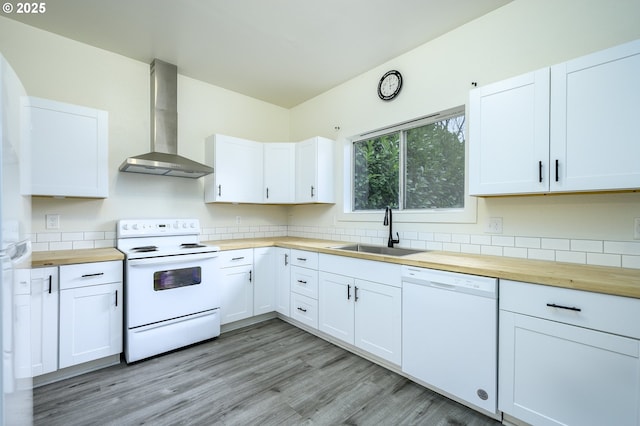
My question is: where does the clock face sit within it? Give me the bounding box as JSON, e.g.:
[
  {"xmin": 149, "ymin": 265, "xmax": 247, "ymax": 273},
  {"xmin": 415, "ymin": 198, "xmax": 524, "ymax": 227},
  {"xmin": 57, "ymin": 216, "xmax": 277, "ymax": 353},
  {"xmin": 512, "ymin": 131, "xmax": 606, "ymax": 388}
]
[{"xmin": 378, "ymin": 70, "xmax": 402, "ymax": 100}]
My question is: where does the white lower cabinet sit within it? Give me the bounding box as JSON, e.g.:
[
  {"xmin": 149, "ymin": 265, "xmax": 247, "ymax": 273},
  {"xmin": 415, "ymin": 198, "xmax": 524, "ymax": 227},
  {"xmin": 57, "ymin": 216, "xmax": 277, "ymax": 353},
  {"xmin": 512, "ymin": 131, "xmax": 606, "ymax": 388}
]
[
  {"xmin": 318, "ymin": 255, "xmax": 402, "ymax": 365},
  {"xmin": 274, "ymin": 248, "xmax": 291, "ymax": 317},
  {"xmin": 253, "ymin": 247, "xmax": 276, "ymax": 315},
  {"xmin": 319, "ymin": 271, "xmax": 401, "ymax": 365},
  {"xmin": 29, "ymin": 267, "xmax": 59, "ymax": 376},
  {"xmin": 289, "ymin": 250, "xmax": 319, "ymax": 328},
  {"xmin": 59, "ymin": 261, "xmax": 123, "ymax": 369},
  {"xmin": 218, "ymin": 249, "xmax": 254, "ymax": 325},
  {"xmin": 499, "ymin": 280, "xmax": 640, "ymax": 426}
]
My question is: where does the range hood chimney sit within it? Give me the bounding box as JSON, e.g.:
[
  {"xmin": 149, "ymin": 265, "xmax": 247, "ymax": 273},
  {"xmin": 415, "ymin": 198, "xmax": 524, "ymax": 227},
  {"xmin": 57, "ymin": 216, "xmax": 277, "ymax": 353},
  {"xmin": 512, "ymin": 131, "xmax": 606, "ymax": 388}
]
[{"xmin": 119, "ymin": 59, "xmax": 213, "ymax": 178}]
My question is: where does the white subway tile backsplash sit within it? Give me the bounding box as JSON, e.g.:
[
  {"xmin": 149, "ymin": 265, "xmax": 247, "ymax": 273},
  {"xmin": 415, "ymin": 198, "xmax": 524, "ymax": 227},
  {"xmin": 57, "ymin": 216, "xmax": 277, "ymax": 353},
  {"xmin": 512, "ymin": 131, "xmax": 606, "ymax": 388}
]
[
  {"xmin": 470, "ymin": 235, "xmax": 491, "ymax": 245},
  {"xmin": 72, "ymin": 240, "xmax": 94, "ymax": 250},
  {"xmin": 37, "ymin": 233, "xmax": 61, "ymax": 242},
  {"xmin": 451, "ymin": 233, "xmax": 470, "ymax": 244},
  {"xmin": 49, "ymin": 241, "xmax": 73, "ymax": 251},
  {"xmin": 555, "ymin": 251, "xmax": 586, "ymax": 265},
  {"xmin": 481, "ymin": 245, "xmax": 503, "ymax": 257},
  {"xmin": 434, "ymin": 233, "xmax": 451, "ymax": 242},
  {"xmin": 492, "ymin": 236, "xmax": 514, "ymax": 247},
  {"xmin": 29, "ymin": 222, "xmax": 637, "ymax": 271},
  {"xmin": 460, "ymin": 244, "xmax": 481, "ymax": 254},
  {"xmin": 528, "ymin": 249, "xmax": 555, "ymax": 261},
  {"xmin": 541, "ymin": 238, "xmax": 570, "ymax": 251},
  {"xmin": 84, "ymin": 231, "xmax": 105, "ymax": 240},
  {"xmin": 604, "ymin": 241, "xmax": 640, "ymax": 255},
  {"xmin": 570, "ymin": 239, "xmax": 603, "ymax": 253},
  {"xmin": 622, "ymin": 255, "xmax": 640, "ymax": 269},
  {"xmin": 503, "ymin": 247, "xmax": 528, "ymax": 259},
  {"xmin": 61, "ymin": 232, "xmax": 83, "ymax": 241},
  {"xmin": 515, "ymin": 237, "xmax": 540, "ymax": 249},
  {"xmin": 587, "ymin": 253, "xmax": 621, "ymax": 267}
]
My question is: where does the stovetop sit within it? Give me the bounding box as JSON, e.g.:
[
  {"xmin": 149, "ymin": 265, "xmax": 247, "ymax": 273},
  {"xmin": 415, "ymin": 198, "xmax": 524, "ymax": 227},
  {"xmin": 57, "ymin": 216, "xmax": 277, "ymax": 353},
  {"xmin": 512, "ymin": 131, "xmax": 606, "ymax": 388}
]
[{"xmin": 116, "ymin": 218, "xmax": 219, "ymax": 258}]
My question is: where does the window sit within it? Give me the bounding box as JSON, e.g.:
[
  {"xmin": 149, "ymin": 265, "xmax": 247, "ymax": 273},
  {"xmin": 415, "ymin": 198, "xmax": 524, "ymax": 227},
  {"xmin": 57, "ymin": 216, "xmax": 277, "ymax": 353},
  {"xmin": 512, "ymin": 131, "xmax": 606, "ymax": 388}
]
[{"xmin": 352, "ymin": 109, "xmax": 465, "ymax": 212}]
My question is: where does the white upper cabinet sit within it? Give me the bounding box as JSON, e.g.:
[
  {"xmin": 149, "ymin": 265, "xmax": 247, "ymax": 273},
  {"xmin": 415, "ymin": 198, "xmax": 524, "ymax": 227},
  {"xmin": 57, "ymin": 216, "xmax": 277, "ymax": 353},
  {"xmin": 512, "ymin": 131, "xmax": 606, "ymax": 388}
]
[
  {"xmin": 263, "ymin": 143, "xmax": 295, "ymax": 203},
  {"xmin": 205, "ymin": 134, "xmax": 334, "ymax": 204},
  {"xmin": 550, "ymin": 40, "xmax": 640, "ymax": 192},
  {"xmin": 22, "ymin": 97, "xmax": 108, "ymax": 198},
  {"xmin": 295, "ymin": 136, "xmax": 334, "ymax": 203},
  {"xmin": 469, "ymin": 39, "xmax": 640, "ymax": 196},
  {"xmin": 204, "ymin": 134, "xmax": 264, "ymax": 203},
  {"xmin": 469, "ymin": 69, "xmax": 550, "ymax": 195}
]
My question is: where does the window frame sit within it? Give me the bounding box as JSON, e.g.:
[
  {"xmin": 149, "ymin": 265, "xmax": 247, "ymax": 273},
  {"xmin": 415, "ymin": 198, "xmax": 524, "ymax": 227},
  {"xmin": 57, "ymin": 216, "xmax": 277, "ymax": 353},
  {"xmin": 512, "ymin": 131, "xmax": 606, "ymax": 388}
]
[{"xmin": 342, "ymin": 106, "xmax": 477, "ymax": 224}]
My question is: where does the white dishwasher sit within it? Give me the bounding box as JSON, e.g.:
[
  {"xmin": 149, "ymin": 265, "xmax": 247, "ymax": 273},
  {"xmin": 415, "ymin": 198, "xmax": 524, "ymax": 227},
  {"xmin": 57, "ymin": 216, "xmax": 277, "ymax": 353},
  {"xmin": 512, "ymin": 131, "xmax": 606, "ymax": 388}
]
[{"xmin": 401, "ymin": 265, "xmax": 498, "ymax": 418}]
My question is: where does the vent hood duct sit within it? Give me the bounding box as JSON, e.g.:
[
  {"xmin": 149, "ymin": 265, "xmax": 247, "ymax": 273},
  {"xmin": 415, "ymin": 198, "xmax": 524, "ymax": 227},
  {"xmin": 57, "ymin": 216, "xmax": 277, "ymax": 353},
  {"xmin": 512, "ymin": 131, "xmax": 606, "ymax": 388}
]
[{"xmin": 119, "ymin": 59, "xmax": 213, "ymax": 178}]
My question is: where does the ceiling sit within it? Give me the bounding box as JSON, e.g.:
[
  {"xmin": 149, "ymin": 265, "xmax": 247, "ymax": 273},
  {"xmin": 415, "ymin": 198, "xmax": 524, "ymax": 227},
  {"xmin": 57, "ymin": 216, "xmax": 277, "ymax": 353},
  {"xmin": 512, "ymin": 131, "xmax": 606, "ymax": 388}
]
[{"xmin": 6, "ymin": 0, "xmax": 511, "ymax": 108}]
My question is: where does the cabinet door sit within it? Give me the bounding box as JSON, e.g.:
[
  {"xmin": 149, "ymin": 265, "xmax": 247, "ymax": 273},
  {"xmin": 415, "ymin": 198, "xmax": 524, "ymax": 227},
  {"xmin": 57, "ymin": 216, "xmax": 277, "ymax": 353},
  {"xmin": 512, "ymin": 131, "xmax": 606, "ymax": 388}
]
[
  {"xmin": 219, "ymin": 264, "xmax": 253, "ymax": 324},
  {"xmin": 318, "ymin": 272, "xmax": 354, "ymax": 344},
  {"xmin": 30, "ymin": 267, "xmax": 58, "ymax": 376},
  {"xmin": 499, "ymin": 310, "xmax": 640, "ymax": 426},
  {"xmin": 295, "ymin": 137, "xmax": 334, "ymax": 203},
  {"xmin": 263, "ymin": 143, "xmax": 295, "ymax": 203},
  {"xmin": 205, "ymin": 134, "xmax": 263, "ymax": 203},
  {"xmin": 59, "ymin": 282, "xmax": 123, "ymax": 368},
  {"xmin": 468, "ymin": 69, "xmax": 550, "ymax": 195},
  {"xmin": 274, "ymin": 248, "xmax": 291, "ymax": 317},
  {"xmin": 354, "ymin": 279, "xmax": 402, "ymax": 365},
  {"xmin": 23, "ymin": 97, "xmax": 108, "ymax": 198},
  {"xmin": 550, "ymin": 39, "xmax": 640, "ymax": 192},
  {"xmin": 253, "ymin": 247, "xmax": 275, "ymax": 316}
]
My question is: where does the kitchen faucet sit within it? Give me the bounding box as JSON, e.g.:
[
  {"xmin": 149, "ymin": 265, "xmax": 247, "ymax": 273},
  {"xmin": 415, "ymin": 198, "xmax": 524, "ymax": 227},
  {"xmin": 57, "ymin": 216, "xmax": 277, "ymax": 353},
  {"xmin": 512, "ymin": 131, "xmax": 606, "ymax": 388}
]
[{"xmin": 383, "ymin": 207, "xmax": 400, "ymax": 248}]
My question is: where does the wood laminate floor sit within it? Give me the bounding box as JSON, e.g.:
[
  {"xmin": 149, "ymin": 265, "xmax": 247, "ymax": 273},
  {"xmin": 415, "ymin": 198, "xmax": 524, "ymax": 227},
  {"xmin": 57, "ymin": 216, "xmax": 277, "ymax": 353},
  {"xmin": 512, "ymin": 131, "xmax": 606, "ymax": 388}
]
[{"xmin": 34, "ymin": 319, "xmax": 501, "ymax": 426}]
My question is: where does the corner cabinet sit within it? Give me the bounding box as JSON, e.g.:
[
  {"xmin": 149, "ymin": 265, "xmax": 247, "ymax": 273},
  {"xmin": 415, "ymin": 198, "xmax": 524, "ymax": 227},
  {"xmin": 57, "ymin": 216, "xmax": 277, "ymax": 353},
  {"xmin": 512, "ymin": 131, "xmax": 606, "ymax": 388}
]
[
  {"xmin": 204, "ymin": 134, "xmax": 334, "ymax": 204},
  {"xmin": 204, "ymin": 134, "xmax": 263, "ymax": 203},
  {"xmin": 264, "ymin": 143, "xmax": 295, "ymax": 203},
  {"xmin": 295, "ymin": 137, "xmax": 334, "ymax": 203},
  {"xmin": 469, "ymin": 38, "xmax": 640, "ymax": 196},
  {"xmin": 59, "ymin": 261, "xmax": 123, "ymax": 369},
  {"xmin": 499, "ymin": 280, "xmax": 640, "ymax": 426},
  {"xmin": 22, "ymin": 96, "xmax": 109, "ymax": 198}
]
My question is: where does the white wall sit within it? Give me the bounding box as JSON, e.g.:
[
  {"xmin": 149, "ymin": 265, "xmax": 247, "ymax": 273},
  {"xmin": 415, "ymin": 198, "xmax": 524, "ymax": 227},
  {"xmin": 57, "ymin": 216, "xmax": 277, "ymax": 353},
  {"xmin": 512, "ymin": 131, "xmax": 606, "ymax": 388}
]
[
  {"xmin": 0, "ymin": 16, "xmax": 291, "ymax": 244},
  {"xmin": 288, "ymin": 0, "xmax": 640, "ymax": 247}
]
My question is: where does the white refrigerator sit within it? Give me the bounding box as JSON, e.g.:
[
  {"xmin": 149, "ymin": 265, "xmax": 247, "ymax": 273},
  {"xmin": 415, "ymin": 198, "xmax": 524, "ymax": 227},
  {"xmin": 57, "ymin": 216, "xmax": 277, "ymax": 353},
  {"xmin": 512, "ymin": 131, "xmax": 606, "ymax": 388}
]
[{"xmin": 1, "ymin": 53, "xmax": 33, "ymax": 425}]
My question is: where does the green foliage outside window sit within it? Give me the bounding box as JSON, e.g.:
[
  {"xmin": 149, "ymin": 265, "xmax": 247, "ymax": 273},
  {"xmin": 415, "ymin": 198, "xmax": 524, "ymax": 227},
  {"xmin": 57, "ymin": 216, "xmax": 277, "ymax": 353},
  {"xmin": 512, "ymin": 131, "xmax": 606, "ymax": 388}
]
[
  {"xmin": 353, "ymin": 113, "xmax": 465, "ymax": 211},
  {"xmin": 353, "ymin": 133, "xmax": 400, "ymax": 210}
]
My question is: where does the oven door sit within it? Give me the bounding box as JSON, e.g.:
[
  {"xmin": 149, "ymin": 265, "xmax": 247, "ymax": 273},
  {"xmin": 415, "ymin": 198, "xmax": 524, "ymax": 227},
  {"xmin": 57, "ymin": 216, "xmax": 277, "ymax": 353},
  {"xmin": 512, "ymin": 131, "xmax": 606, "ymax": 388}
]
[{"xmin": 125, "ymin": 252, "xmax": 219, "ymax": 328}]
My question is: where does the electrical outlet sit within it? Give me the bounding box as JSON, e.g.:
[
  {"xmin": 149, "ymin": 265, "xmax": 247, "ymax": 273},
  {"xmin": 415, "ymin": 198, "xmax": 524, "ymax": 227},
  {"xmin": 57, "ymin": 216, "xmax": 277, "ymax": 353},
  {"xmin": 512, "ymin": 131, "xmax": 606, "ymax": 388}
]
[
  {"xmin": 46, "ymin": 214, "xmax": 60, "ymax": 230},
  {"xmin": 485, "ymin": 217, "xmax": 503, "ymax": 234},
  {"xmin": 235, "ymin": 216, "xmax": 241, "ymax": 225},
  {"xmin": 634, "ymin": 217, "xmax": 640, "ymax": 240}
]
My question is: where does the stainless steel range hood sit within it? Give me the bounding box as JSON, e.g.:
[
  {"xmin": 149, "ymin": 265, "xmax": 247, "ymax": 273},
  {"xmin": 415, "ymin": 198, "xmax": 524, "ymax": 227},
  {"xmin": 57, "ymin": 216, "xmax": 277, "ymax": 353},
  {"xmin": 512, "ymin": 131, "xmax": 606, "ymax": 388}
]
[{"xmin": 119, "ymin": 59, "xmax": 213, "ymax": 178}]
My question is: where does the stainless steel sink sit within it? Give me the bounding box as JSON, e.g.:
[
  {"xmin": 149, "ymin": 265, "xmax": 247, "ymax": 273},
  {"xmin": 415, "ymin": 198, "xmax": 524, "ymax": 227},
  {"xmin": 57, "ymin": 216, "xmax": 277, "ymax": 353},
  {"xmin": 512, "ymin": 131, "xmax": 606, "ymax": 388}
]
[{"xmin": 331, "ymin": 243, "xmax": 425, "ymax": 257}]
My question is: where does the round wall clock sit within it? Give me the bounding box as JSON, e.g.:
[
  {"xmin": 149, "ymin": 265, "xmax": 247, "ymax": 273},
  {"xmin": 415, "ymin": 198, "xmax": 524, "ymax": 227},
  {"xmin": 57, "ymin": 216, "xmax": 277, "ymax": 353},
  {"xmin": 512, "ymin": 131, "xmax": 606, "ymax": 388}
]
[{"xmin": 377, "ymin": 70, "xmax": 402, "ymax": 101}]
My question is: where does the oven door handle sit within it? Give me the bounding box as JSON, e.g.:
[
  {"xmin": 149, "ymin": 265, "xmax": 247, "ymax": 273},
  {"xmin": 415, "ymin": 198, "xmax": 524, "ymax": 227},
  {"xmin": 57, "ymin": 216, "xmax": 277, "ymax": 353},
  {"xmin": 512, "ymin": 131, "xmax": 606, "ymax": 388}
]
[{"xmin": 128, "ymin": 252, "xmax": 219, "ymax": 266}]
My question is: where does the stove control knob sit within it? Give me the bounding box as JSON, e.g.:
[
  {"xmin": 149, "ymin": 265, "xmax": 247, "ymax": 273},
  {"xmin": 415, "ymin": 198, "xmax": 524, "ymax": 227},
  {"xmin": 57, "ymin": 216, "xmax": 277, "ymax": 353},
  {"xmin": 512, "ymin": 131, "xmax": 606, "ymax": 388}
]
[
  {"xmin": 132, "ymin": 224, "xmax": 139, "ymax": 230},
  {"xmin": 182, "ymin": 222, "xmax": 188, "ymax": 228},
  {"xmin": 190, "ymin": 222, "xmax": 196, "ymax": 228},
  {"xmin": 122, "ymin": 224, "xmax": 128, "ymax": 230}
]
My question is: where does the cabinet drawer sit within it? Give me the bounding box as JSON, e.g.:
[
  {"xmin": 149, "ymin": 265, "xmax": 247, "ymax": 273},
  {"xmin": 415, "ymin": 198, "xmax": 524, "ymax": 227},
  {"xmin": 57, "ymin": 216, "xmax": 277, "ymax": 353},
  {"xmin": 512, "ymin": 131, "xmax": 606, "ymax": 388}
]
[
  {"xmin": 290, "ymin": 249, "xmax": 318, "ymax": 269},
  {"xmin": 60, "ymin": 260, "xmax": 122, "ymax": 290},
  {"xmin": 290, "ymin": 293, "xmax": 318, "ymax": 329},
  {"xmin": 291, "ymin": 266, "xmax": 318, "ymax": 299},
  {"xmin": 218, "ymin": 249, "xmax": 253, "ymax": 267},
  {"xmin": 500, "ymin": 280, "xmax": 640, "ymax": 339}
]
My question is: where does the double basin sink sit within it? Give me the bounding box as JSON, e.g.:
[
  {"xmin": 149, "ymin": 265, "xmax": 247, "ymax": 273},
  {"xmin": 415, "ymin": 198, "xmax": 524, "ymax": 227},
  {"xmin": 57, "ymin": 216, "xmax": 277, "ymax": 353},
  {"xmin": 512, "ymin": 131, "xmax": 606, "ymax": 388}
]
[{"xmin": 331, "ymin": 243, "xmax": 425, "ymax": 257}]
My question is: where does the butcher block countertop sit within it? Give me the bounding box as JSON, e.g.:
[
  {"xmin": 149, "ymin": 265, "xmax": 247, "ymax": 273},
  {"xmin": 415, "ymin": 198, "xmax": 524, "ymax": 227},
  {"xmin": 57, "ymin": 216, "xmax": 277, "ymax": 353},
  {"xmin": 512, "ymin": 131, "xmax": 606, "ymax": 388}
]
[
  {"xmin": 208, "ymin": 237, "xmax": 640, "ymax": 299},
  {"xmin": 31, "ymin": 247, "xmax": 124, "ymax": 267}
]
